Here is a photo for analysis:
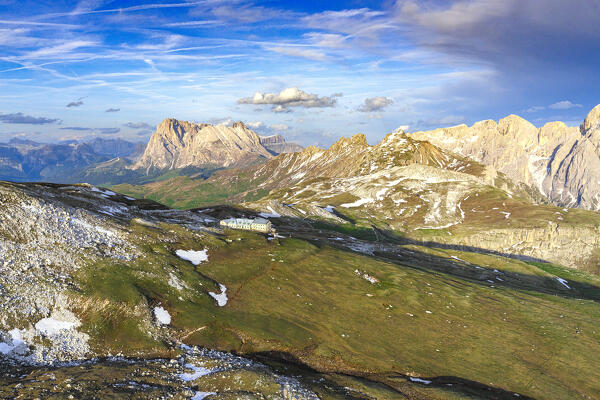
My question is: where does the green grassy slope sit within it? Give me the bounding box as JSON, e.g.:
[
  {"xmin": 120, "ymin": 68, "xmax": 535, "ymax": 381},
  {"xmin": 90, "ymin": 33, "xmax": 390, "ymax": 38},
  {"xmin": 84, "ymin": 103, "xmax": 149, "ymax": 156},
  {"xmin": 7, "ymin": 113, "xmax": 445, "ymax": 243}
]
[{"xmin": 68, "ymin": 210, "xmax": 600, "ymax": 399}]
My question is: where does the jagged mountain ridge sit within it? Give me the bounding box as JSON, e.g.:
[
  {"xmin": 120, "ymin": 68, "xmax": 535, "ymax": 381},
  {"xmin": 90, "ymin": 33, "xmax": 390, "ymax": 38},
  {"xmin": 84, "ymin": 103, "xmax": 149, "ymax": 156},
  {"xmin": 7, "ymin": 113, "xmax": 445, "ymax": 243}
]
[
  {"xmin": 133, "ymin": 119, "xmax": 302, "ymax": 171},
  {"xmin": 240, "ymin": 131, "xmax": 600, "ymax": 271},
  {"xmin": 115, "ymin": 129, "xmax": 600, "ymax": 272},
  {"xmin": 411, "ymin": 104, "xmax": 600, "ymax": 210}
]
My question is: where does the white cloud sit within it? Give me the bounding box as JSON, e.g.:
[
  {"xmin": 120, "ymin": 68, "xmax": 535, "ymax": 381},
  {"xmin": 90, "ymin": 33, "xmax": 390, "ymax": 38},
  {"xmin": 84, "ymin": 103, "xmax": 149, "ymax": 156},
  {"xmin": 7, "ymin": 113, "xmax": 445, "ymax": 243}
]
[
  {"xmin": 24, "ymin": 40, "xmax": 96, "ymax": 59},
  {"xmin": 238, "ymin": 87, "xmax": 340, "ymax": 112},
  {"xmin": 358, "ymin": 96, "xmax": 394, "ymax": 112},
  {"xmin": 525, "ymin": 106, "xmax": 545, "ymax": 113},
  {"xmin": 270, "ymin": 123, "xmax": 289, "ymax": 131},
  {"xmin": 246, "ymin": 121, "xmax": 265, "ymax": 129},
  {"xmin": 268, "ymin": 46, "xmax": 328, "ymax": 61},
  {"xmin": 548, "ymin": 100, "xmax": 582, "ymax": 110}
]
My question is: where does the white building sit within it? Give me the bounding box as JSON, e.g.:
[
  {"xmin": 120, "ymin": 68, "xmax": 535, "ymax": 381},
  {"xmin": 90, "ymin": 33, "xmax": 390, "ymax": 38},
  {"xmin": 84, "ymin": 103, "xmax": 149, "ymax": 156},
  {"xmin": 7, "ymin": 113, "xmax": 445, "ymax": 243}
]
[{"xmin": 220, "ymin": 217, "xmax": 272, "ymax": 233}]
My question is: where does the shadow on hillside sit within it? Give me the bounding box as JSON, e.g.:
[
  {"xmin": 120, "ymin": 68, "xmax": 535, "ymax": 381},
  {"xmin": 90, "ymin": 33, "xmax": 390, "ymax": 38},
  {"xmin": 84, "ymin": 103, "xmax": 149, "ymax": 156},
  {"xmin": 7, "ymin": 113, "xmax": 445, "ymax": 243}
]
[
  {"xmin": 196, "ymin": 205, "xmax": 600, "ymax": 304},
  {"xmin": 249, "ymin": 350, "xmax": 536, "ymax": 400}
]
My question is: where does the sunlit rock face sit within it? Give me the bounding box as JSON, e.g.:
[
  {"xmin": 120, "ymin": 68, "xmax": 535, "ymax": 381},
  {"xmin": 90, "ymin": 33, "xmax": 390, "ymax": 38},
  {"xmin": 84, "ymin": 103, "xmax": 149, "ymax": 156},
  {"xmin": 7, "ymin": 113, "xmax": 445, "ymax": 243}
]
[
  {"xmin": 134, "ymin": 119, "xmax": 300, "ymax": 171},
  {"xmin": 411, "ymin": 104, "xmax": 600, "ymax": 211}
]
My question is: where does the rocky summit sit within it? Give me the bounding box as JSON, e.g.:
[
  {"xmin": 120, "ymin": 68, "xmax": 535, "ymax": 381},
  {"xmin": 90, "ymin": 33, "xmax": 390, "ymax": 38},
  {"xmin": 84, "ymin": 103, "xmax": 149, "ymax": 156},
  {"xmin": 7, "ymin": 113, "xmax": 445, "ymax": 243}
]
[
  {"xmin": 411, "ymin": 104, "xmax": 600, "ymax": 211},
  {"xmin": 133, "ymin": 119, "xmax": 302, "ymax": 172}
]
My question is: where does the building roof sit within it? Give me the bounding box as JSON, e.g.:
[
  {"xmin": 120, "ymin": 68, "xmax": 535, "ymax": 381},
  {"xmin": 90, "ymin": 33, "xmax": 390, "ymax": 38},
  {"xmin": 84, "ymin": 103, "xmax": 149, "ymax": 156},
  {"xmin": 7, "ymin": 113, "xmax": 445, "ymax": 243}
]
[{"xmin": 221, "ymin": 217, "xmax": 270, "ymax": 224}]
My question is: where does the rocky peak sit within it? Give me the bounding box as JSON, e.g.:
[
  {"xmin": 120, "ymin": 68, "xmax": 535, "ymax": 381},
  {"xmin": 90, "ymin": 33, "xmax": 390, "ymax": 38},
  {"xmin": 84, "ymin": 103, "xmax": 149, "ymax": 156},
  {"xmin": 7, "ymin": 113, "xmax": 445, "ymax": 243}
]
[
  {"xmin": 329, "ymin": 134, "xmax": 369, "ymax": 152},
  {"xmin": 581, "ymin": 104, "xmax": 600, "ymax": 133},
  {"xmin": 498, "ymin": 115, "xmax": 538, "ymax": 148},
  {"xmin": 134, "ymin": 118, "xmax": 274, "ymax": 171},
  {"xmin": 302, "ymin": 145, "xmax": 323, "ymax": 155},
  {"xmin": 231, "ymin": 121, "xmax": 249, "ymax": 130}
]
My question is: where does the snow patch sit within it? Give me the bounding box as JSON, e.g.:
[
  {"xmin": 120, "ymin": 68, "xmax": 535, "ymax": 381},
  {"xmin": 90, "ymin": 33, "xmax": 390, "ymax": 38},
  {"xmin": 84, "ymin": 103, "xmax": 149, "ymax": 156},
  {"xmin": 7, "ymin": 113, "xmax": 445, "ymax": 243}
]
[
  {"xmin": 35, "ymin": 318, "xmax": 78, "ymax": 336},
  {"xmin": 324, "ymin": 205, "xmax": 335, "ymax": 213},
  {"xmin": 209, "ymin": 284, "xmax": 228, "ymax": 306},
  {"xmin": 556, "ymin": 277, "xmax": 571, "ymax": 289},
  {"xmin": 176, "ymin": 249, "xmax": 209, "ymax": 265},
  {"xmin": 259, "ymin": 206, "xmax": 281, "ymax": 218},
  {"xmin": 180, "ymin": 363, "xmax": 214, "ymax": 381},
  {"xmin": 410, "ymin": 377, "xmax": 432, "ymax": 385},
  {"xmin": 340, "ymin": 198, "xmax": 373, "ymax": 208},
  {"xmin": 192, "ymin": 392, "xmax": 216, "ymax": 400},
  {"xmin": 0, "ymin": 329, "xmax": 24, "ymax": 355},
  {"xmin": 153, "ymin": 306, "xmax": 171, "ymax": 325}
]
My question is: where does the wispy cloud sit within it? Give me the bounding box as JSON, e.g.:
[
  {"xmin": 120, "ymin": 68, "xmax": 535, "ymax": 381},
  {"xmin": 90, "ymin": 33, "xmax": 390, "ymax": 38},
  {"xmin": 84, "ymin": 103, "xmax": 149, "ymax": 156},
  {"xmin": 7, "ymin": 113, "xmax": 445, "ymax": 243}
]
[
  {"xmin": 98, "ymin": 127, "xmax": 120, "ymax": 134},
  {"xmin": 24, "ymin": 40, "xmax": 96, "ymax": 59},
  {"xmin": 0, "ymin": 112, "xmax": 59, "ymax": 124},
  {"xmin": 525, "ymin": 101, "xmax": 583, "ymax": 113},
  {"xmin": 105, "ymin": 107, "xmax": 120, "ymax": 112},
  {"xmin": 66, "ymin": 97, "xmax": 85, "ymax": 108},
  {"xmin": 60, "ymin": 126, "xmax": 91, "ymax": 131},
  {"xmin": 164, "ymin": 20, "xmax": 220, "ymax": 28},
  {"xmin": 123, "ymin": 122, "xmax": 153, "ymax": 129},
  {"xmin": 268, "ymin": 46, "xmax": 328, "ymax": 61},
  {"xmin": 549, "ymin": 100, "xmax": 582, "ymax": 110},
  {"xmin": 32, "ymin": 2, "xmax": 206, "ymax": 19}
]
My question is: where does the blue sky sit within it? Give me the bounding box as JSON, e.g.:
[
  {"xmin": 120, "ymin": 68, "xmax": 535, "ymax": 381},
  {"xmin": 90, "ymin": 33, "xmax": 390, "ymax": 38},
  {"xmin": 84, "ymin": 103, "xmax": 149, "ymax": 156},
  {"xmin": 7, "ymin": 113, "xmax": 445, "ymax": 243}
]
[{"xmin": 0, "ymin": 0, "xmax": 599, "ymax": 146}]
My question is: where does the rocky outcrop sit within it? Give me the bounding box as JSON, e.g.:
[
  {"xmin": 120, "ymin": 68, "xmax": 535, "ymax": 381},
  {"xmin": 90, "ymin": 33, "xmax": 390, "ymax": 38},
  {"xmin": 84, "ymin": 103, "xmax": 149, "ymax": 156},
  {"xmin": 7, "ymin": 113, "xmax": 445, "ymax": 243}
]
[
  {"xmin": 424, "ymin": 221, "xmax": 600, "ymax": 271},
  {"xmin": 134, "ymin": 120, "xmax": 301, "ymax": 172},
  {"xmin": 411, "ymin": 105, "xmax": 600, "ymax": 210}
]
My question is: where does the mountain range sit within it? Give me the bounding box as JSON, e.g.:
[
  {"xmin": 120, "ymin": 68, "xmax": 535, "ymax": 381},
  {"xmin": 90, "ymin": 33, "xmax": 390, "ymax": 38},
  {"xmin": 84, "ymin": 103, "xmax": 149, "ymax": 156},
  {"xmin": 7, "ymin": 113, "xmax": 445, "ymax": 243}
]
[
  {"xmin": 116, "ymin": 123, "xmax": 600, "ymax": 274},
  {"xmin": 412, "ymin": 104, "xmax": 600, "ymax": 210},
  {"xmin": 0, "ymin": 138, "xmax": 144, "ymax": 182},
  {"xmin": 0, "ymin": 121, "xmax": 302, "ymax": 185}
]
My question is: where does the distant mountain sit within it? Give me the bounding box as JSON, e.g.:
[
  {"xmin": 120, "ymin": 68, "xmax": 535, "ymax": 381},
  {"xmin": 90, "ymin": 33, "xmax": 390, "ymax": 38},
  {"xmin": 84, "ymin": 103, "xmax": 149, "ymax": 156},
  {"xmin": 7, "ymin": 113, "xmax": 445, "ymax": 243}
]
[
  {"xmin": 0, "ymin": 141, "xmax": 106, "ymax": 182},
  {"xmin": 411, "ymin": 104, "xmax": 600, "ymax": 211},
  {"xmin": 85, "ymin": 138, "xmax": 145, "ymax": 160},
  {"xmin": 133, "ymin": 119, "xmax": 302, "ymax": 172},
  {"xmin": 259, "ymin": 134, "xmax": 304, "ymax": 154},
  {"xmin": 0, "ymin": 138, "xmax": 142, "ymax": 183}
]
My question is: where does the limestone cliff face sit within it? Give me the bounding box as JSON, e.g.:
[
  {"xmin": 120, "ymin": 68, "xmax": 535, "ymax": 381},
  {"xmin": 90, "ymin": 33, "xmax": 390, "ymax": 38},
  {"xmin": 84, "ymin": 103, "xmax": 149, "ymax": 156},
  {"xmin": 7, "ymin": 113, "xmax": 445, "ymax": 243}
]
[
  {"xmin": 425, "ymin": 222, "xmax": 600, "ymax": 271},
  {"xmin": 134, "ymin": 120, "xmax": 276, "ymax": 171},
  {"xmin": 411, "ymin": 105, "xmax": 600, "ymax": 210}
]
